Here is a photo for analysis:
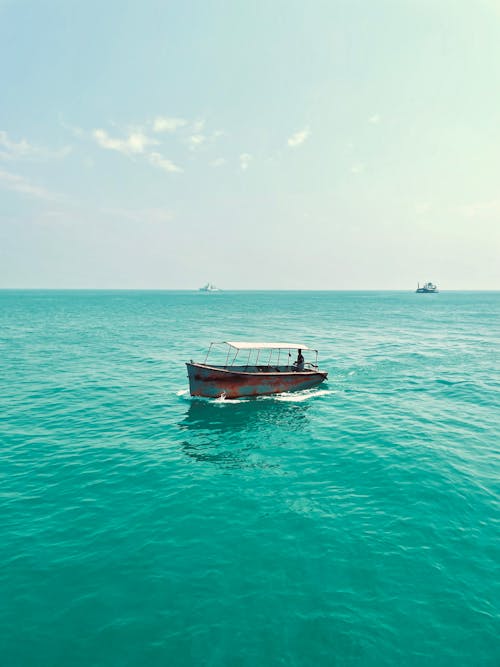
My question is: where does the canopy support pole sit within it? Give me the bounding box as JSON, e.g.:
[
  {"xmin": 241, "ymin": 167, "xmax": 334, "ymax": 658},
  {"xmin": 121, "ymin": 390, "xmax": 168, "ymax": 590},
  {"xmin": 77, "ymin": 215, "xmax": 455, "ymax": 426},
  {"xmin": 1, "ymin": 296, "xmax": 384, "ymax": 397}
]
[{"xmin": 204, "ymin": 343, "xmax": 213, "ymax": 364}]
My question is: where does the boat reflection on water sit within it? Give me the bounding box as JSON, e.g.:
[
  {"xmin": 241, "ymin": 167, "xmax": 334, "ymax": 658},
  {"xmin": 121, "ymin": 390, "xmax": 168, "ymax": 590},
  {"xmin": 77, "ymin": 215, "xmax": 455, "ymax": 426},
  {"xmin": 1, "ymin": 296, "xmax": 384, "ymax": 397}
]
[
  {"xmin": 178, "ymin": 397, "xmax": 310, "ymax": 468},
  {"xmin": 181, "ymin": 396, "xmax": 310, "ymax": 432}
]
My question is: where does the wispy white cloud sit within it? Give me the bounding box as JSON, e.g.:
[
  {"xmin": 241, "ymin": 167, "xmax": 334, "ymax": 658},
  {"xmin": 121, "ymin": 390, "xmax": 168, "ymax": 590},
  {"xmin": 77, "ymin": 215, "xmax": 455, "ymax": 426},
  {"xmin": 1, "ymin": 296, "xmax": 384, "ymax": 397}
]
[
  {"xmin": 239, "ymin": 153, "xmax": 252, "ymax": 170},
  {"xmin": 0, "ymin": 130, "xmax": 71, "ymax": 161},
  {"xmin": 188, "ymin": 134, "xmax": 206, "ymax": 150},
  {"xmin": 92, "ymin": 128, "xmax": 158, "ymax": 155},
  {"xmin": 87, "ymin": 124, "xmax": 183, "ymax": 174},
  {"xmin": 350, "ymin": 163, "xmax": 365, "ymax": 174},
  {"xmin": 79, "ymin": 116, "xmax": 224, "ymax": 172},
  {"xmin": 184, "ymin": 121, "xmax": 206, "ymax": 150},
  {"xmin": 148, "ymin": 152, "xmax": 183, "ymax": 173},
  {"xmin": 369, "ymin": 114, "xmax": 381, "ymax": 124},
  {"xmin": 188, "ymin": 126, "xmax": 225, "ymax": 151},
  {"xmin": 153, "ymin": 116, "xmax": 187, "ymax": 133},
  {"xmin": 0, "ymin": 168, "xmax": 61, "ymax": 200},
  {"xmin": 0, "ymin": 131, "xmax": 35, "ymax": 159},
  {"xmin": 287, "ymin": 127, "xmax": 310, "ymax": 148}
]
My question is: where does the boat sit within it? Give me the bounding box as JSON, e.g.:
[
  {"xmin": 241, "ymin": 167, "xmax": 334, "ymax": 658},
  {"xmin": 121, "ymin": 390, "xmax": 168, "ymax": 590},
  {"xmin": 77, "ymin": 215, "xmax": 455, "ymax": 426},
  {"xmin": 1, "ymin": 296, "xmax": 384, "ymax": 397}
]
[
  {"xmin": 186, "ymin": 341, "xmax": 328, "ymax": 399},
  {"xmin": 416, "ymin": 282, "xmax": 438, "ymax": 293},
  {"xmin": 199, "ymin": 282, "xmax": 220, "ymax": 292}
]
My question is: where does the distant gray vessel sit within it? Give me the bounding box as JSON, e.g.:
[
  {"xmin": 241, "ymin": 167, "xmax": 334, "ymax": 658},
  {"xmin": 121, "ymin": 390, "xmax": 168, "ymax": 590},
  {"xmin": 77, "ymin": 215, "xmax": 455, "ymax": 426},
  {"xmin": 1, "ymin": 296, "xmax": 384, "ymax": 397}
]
[
  {"xmin": 416, "ymin": 282, "xmax": 438, "ymax": 293},
  {"xmin": 199, "ymin": 282, "xmax": 221, "ymax": 292}
]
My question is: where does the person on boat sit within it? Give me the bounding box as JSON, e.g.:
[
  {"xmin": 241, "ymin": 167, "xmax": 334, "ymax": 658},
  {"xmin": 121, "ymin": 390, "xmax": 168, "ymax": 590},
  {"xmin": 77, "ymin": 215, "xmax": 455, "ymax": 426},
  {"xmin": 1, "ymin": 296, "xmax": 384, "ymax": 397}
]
[{"xmin": 294, "ymin": 349, "xmax": 305, "ymax": 371}]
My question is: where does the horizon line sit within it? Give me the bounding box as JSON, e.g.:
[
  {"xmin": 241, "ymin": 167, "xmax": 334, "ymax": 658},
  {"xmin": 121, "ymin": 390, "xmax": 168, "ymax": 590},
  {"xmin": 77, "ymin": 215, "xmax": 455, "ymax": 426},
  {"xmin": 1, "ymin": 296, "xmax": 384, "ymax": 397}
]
[{"xmin": 1, "ymin": 288, "xmax": 499, "ymax": 292}]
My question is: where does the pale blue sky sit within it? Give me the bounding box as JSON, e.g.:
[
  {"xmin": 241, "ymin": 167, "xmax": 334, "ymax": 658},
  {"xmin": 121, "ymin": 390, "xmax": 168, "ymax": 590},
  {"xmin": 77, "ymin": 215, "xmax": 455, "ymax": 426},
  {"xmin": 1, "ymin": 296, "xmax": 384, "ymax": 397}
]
[{"xmin": 1, "ymin": 0, "xmax": 499, "ymax": 289}]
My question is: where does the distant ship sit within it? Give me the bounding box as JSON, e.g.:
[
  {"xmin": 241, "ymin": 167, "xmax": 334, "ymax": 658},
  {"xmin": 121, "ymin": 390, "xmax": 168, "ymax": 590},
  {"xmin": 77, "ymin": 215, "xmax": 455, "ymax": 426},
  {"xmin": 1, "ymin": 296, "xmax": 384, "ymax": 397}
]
[
  {"xmin": 416, "ymin": 282, "xmax": 438, "ymax": 293},
  {"xmin": 199, "ymin": 282, "xmax": 221, "ymax": 292}
]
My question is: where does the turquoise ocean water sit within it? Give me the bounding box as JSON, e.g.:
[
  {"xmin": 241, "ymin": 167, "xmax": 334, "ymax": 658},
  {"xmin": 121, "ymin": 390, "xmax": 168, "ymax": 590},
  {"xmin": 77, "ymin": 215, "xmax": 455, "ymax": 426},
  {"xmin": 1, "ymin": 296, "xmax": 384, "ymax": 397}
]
[{"xmin": 1, "ymin": 290, "xmax": 499, "ymax": 666}]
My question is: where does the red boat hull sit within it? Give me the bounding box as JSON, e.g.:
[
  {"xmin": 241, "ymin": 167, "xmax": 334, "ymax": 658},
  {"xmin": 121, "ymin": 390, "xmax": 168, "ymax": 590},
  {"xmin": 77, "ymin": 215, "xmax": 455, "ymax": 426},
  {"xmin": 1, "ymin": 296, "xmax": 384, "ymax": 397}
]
[{"xmin": 186, "ymin": 363, "xmax": 328, "ymax": 399}]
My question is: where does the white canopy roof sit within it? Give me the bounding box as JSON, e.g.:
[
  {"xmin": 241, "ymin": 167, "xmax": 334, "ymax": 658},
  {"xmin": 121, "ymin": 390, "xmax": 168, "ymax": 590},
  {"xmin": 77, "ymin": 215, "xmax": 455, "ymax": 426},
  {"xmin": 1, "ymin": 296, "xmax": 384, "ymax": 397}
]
[{"xmin": 225, "ymin": 341, "xmax": 312, "ymax": 351}]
